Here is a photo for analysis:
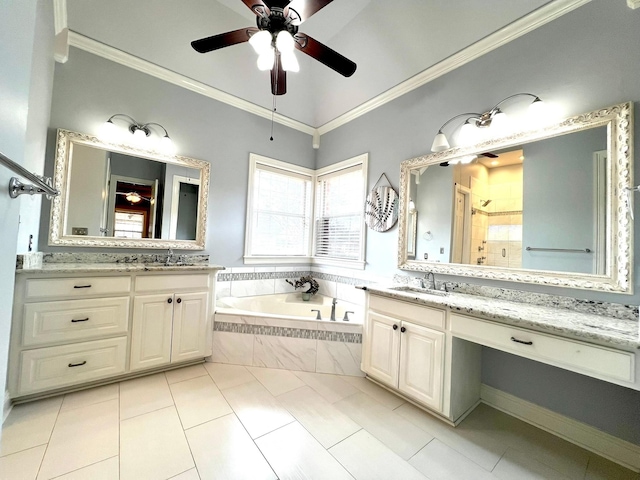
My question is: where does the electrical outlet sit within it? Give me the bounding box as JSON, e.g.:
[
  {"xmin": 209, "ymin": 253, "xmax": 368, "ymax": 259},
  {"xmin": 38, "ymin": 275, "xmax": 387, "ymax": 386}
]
[
  {"xmin": 440, "ymin": 247, "xmax": 445, "ymax": 254},
  {"xmin": 423, "ymin": 253, "xmax": 429, "ymax": 260},
  {"xmin": 72, "ymin": 227, "xmax": 88, "ymax": 236}
]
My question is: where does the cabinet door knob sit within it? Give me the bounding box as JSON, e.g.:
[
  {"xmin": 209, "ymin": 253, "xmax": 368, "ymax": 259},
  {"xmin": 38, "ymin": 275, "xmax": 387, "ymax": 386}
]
[
  {"xmin": 177, "ymin": 298, "xmax": 182, "ymax": 304},
  {"xmin": 401, "ymin": 326, "xmax": 406, "ymax": 333},
  {"xmin": 393, "ymin": 324, "xmax": 398, "ymax": 330},
  {"xmin": 168, "ymin": 298, "xmax": 173, "ymax": 304}
]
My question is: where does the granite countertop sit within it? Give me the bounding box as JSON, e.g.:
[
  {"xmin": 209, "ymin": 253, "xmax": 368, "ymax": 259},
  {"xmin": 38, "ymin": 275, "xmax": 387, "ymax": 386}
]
[
  {"xmin": 364, "ymin": 285, "xmax": 640, "ymax": 351},
  {"xmin": 16, "ymin": 263, "xmax": 226, "ymax": 274}
]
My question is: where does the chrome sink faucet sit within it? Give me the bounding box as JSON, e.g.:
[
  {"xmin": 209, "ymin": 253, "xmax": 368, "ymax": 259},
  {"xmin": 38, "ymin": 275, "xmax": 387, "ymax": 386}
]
[
  {"xmin": 330, "ymin": 297, "xmax": 337, "ymax": 321},
  {"xmin": 422, "ymin": 272, "xmax": 436, "ymax": 290},
  {"xmin": 165, "ymin": 248, "xmax": 174, "ymax": 266}
]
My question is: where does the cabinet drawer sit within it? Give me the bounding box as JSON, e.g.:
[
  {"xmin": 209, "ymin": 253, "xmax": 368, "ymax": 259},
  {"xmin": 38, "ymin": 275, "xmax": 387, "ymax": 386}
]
[
  {"xmin": 450, "ymin": 314, "xmax": 634, "ymax": 383},
  {"xmin": 25, "ymin": 276, "xmax": 131, "ymax": 300},
  {"xmin": 23, "ymin": 297, "xmax": 130, "ymax": 347},
  {"xmin": 19, "ymin": 337, "xmax": 127, "ymax": 395},
  {"xmin": 135, "ymin": 274, "xmax": 210, "ymax": 293},
  {"xmin": 369, "ymin": 295, "xmax": 445, "ymax": 330}
]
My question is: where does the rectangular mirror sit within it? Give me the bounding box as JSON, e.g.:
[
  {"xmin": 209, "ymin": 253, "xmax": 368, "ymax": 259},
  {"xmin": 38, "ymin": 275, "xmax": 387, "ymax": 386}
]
[
  {"xmin": 398, "ymin": 102, "xmax": 634, "ymax": 293},
  {"xmin": 49, "ymin": 129, "xmax": 210, "ymax": 249}
]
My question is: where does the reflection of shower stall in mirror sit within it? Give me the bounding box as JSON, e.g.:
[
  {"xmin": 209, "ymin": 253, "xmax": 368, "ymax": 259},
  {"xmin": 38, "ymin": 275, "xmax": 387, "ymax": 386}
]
[
  {"xmin": 169, "ymin": 175, "xmax": 200, "ymax": 241},
  {"xmin": 451, "ymin": 183, "xmax": 472, "ymax": 264}
]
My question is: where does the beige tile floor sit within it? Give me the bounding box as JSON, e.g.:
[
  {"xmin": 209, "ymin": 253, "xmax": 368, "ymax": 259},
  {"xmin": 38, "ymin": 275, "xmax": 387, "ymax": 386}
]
[{"xmin": 1, "ymin": 362, "xmax": 638, "ymax": 480}]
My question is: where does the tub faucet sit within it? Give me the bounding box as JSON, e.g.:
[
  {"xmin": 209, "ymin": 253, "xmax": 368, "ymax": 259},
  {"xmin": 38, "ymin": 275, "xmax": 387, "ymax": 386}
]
[{"xmin": 330, "ymin": 298, "xmax": 337, "ymax": 321}]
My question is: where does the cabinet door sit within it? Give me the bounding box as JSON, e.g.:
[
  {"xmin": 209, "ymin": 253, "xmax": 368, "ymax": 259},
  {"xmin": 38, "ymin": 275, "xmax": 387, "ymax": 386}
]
[
  {"xmin": 130, "ymin": 294, "xmax": 174, "ymax": 371},
  {"xmin": 171, "ymin": 291, "xmax": 209, "ymax": 363},
  {"xmin": 363, "ymin": 311, "xmax": 401, "ymax": 387},
  {"xmin": 399, "ymin": 321, "xmax": 445, "ymax": 411}
]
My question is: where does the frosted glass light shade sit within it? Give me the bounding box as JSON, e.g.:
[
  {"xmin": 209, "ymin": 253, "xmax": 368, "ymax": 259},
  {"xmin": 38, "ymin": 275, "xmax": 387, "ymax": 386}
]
[
  {"xmin": 249, "ymin": 30, "xmax": 272, "ymax": 54},
  {"xmin": 281, "ymin": 51, "xmax": 299, "ymax": 72},
  {"xmin": 160, "ymin": 135, "xmax": 175, "ymax": 154},
  {"xmin": 459, "ymin": 121, "xmax": 477, "ymax": 146},
  {"xmin": 257, "ymin": 48, "xmax": 275, "ymax": 71},
  {"xmin": 490, "ymin": 110, "xmax": 508, "ymax": 133},
  {"xmin": 276, "ymin": 30, "xmax": 295, "ymax": 52},
  {"xmin": 99, "ymin": 120, "xmax": 117, "ymax": 140},
  {"xmin": 430, "ymin": 132, "xmax": 450, "ymax": 152}
]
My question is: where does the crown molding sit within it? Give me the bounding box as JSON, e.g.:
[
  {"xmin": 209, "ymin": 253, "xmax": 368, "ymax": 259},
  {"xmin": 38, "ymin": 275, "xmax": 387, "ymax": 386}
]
[
  {"xmin": 53, "ymin": 0, "xmax": 67, "ymax": 35},
  {"xmin": 66, "ymin": 32, "xmax": 316, "ymax": 137},
  {"xmin": 317, "ymin": 0, "xmax": 591, "ymax": 135},
  {"xmin": 628, "ymin": 0, "xmax": 640, "ymax": 9}
]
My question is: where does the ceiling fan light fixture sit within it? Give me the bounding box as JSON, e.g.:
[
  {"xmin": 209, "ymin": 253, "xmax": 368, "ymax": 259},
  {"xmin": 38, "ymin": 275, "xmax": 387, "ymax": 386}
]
[
  {"xmin": 249, "ymin": 30, "xmax": 272, "ymax": 54},
  {"xmin": 257, "ymin": 48, "xmax": 275, "ymax": 71},
  {"xmin": 275, "ymin": 30, "xmax": 295, "ymax": 52},
  {"xmin": 281, "ymin": 50, "xmax": 299, "ymax": 72},
  {"xmin": 125, "ymin": 192, "xmax": 142, "ymax": 204}
]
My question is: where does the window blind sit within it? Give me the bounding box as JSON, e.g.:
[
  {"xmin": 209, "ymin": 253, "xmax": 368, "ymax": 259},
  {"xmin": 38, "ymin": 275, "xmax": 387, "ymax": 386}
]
[
  {"xmin": 249, "ymin": 163, "xmax": 312, "ymax": 256},
  {"xmin": 315, "ymin": 166, "xmax": 363, "ymax": 260}
]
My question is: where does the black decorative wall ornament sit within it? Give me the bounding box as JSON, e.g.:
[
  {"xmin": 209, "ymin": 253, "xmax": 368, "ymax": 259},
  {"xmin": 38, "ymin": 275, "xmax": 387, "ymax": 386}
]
[{"xmin": 365, "ymin": 173, "xmax": 399, "ymax": 232}]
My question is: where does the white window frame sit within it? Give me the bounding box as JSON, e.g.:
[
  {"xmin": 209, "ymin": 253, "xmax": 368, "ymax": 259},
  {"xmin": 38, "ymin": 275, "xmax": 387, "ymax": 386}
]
[
  {"xmin": 243, "ymin": 152, "xmax": 368, "ymax": 269},
  {"xmin": 244, "ymin": 153, "xmax": 315, "ymax": 265},
  {"xmin": 312, "ymin": 154, "xmax": 368, "ymax": 270}
]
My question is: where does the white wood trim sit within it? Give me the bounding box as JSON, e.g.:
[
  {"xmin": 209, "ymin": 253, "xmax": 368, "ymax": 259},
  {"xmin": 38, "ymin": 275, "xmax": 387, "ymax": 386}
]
[
  {"xmin": 169, "ymin": 175, "xmax": 200, "ymax": 240},
  {"xmin": 53, "ymin": 0, "xmax": 67, "ymax": 35},
  {"xmin": 2, "ymin": 390, "xmax": 11, "ymax": 424},
  {"xmin": 316, "ymin": 0, "xmax": 591, "ymax": 135},
  {"xmin": 66, "ymin": 32, "xmax": 316, "ymax": 137},
  {"xmin": 54, "ymin": 28, "xmax": 69, "ymax": 64},
  {"xmin": 480, "ymin": 384, "xmax": 640, "ymax": 472},
  {"xmin": 628, "ymin": 0, "xmax": 640, "ymax": 9}
]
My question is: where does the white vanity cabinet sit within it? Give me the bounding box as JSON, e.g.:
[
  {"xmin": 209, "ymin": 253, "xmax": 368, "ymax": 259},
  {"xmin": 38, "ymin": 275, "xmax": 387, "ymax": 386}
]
[
  {"xmin": 363, "ymin": 295, "xmax": 477, "ymax": 420},
  {"xmin": 9, "ymin": 268, "xmax": 219, "ymax": 401}
]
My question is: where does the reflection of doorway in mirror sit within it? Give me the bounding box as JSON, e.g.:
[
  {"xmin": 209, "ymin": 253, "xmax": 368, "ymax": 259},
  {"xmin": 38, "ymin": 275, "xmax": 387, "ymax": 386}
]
[
  {"xmin": 107, "ymin": 176, "xmax": 158, "ymax": 238},
  {"xmin": 169, "ymin": 175, "xmax": 200, "ymax": 241},
  {"xmin": 451, "ymin": 184, "xmax": 472, "ymax": 264}
]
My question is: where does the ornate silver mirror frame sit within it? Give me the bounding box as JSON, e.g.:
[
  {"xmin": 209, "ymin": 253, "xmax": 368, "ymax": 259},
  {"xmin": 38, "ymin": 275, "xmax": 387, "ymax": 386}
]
[
  {"xmin": 397, "ymin": 102, "xmax": 634, "ymax": 293},
  {"xmin": 49, "ymin": 129, "xmax": 210, "ymax": 250}
]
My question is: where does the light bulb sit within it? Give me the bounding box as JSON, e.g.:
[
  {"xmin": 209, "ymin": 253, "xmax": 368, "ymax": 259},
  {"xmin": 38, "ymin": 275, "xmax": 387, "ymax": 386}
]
[
  {"xmin": 99, "ymin": 120, "xmax": 117, "ymax": 140},
  {"xmin": 430, "ymin": 132, "xmax": 450, "ymax": 152},
  {"xmin": 459, "ymin": 121, "xmax": 478, "ymax": 146},
  {"xmin": 257, "ymin": 48, "xmax": 275, "ymax": 71},
  {"xmin": 160, "ymin": 135, "xmax": 175, "ymax": 154},
  {"xmin": 132, "ymin": 127, "xmax": 147, "ymax": 142},
  {"xmin": 249, "ymin": 30, "xmax": 272, "ymax": 54},
  {"xmin": 281, "ymin": 50, "xmax": 299, "ymax": 72},
  {"xmin": 276, "ymin": 30, "xmax": 295, "ymax": 52}
]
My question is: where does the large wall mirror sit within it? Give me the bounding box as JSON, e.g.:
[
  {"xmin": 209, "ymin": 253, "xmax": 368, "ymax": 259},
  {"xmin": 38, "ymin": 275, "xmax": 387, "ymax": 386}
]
[
  {"xmin": 398, "ymin": 102, "xmax": 634, "ymax": 293},
  {"xmin": 49, "ymin": 129, "xmax": 210, "ymax": 249}
]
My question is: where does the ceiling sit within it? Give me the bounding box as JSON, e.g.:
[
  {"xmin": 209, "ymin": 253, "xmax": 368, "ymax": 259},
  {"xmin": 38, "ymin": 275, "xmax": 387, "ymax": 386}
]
[{"xmin": 65, "ymin": 0, "xmax": 560, "ymax": 129}]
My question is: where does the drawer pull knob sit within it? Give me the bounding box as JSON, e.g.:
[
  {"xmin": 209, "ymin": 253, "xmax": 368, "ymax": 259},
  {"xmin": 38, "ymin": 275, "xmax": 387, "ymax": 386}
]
[
  {"xmin": 68, "ymin": 361, "xmax": 87, "ymax": 368},
  {"xmin": 168, "ymin": 298, "xmax": 173, "ymax": 304},
  {"xmin": 511, "ymin": 337, "xmax": 533, "ymax": 346},
  {"xmin": 71, "ymin": 318, "xmax": 89, "ymax": 323},
  {"xmin": 73, "ymin": 285, "xmax": 92, "ymax": 289},
  {"xmin": 393, "ymin": 324, "xmax": 398, "ymax": 330},
  {"xmin": 177, "ymin": 298, "xmax": 182, "ymax": 304},
  {"xmin": 401, "ymin": 326, "xmax": 406, "ymax": 333}
]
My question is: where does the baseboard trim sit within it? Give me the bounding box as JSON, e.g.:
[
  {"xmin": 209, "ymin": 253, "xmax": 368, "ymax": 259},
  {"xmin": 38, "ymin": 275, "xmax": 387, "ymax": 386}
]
[{"xmin": 480, "ymin": 384, "xmax": 640, "ymax": 472}]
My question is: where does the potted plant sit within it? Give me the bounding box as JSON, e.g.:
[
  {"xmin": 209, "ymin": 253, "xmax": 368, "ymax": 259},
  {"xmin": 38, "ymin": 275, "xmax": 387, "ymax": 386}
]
[{"xmin": 286, "ymin": 275, "xmax": 319, "ymax": 301}]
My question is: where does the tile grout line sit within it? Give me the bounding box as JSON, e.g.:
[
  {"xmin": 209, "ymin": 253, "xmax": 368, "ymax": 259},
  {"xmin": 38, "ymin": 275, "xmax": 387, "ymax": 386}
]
[
  {"xmin": 34, "ymin": 397, "xmax": 63, "ymax": 479},
  {"xmin": 164, "ymin": 373, "xmax": 199, "ymax": 476},
  {"xmin": 49, "ymin": 455, "xmax": 119, "ymax": 480}
]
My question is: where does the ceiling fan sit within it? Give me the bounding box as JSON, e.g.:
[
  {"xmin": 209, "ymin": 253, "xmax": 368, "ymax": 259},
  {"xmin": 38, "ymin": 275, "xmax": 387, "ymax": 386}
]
[{"xmin": 191, "ymin": 0, "xmax": 357, "ymax": 95}]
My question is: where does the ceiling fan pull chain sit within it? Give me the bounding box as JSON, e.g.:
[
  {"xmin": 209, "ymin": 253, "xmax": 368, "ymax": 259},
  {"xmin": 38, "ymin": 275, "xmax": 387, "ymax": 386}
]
[{"xmin": 270, "ymin": 92, "xmax": 277, "ymax": 141}]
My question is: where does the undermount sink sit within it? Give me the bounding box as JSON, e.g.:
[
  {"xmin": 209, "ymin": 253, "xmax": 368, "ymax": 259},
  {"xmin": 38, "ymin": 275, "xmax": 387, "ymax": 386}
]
[{"xmin": 389, "ymin": 286, "xmax": 449, "ymax": 296}]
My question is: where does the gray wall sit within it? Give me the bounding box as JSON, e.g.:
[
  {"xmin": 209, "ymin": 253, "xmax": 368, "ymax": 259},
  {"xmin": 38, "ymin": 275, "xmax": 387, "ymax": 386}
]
[
  {"xmin": 317, "ymin": 0, "xmax": 640, "ymax": 444},
  {"xmin": 522, "ymin": 127, "xmax": 607, "ymax": 273},
  {"xmin": 42, "ymin": 47, "xmax": 316, "ymax": 263},
  {"xmin": 0, "ymin": 0, "xmax": 54, "ymax": 416},
  {"xmin": 414, "ymin": 166, "xmax": 453, "ymax": 262}
]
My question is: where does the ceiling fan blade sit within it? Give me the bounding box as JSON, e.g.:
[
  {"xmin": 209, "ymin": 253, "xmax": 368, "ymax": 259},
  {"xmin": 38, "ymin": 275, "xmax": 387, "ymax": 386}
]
[
  {"xmin": 271, "ymin": 54, "xmax": 287, "ymax": 95},
  {"xmin": 191, "ymin": 28, "xmax": 257, "ymax": 53},
  {"xmin": 287, "ymin": 0, "xmax": 333, "ymax": 24},
  {"xmin": 480, "ymin": 152, "xmax": 499, "ymax": 158},
  {"xmin": 263, "ymin": 0, "xmax": 292, "ymax": 9},
  {"xmin": 240, "ymin": 0, "xmax": 271, "ymax": 17},
  {"xmin": 294, "ymin": 33, "xmax": 356, "ymax": 77}
]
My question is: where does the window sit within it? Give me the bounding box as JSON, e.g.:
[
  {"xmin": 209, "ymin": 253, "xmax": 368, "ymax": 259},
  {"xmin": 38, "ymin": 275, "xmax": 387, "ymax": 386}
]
[
  {"xmin": 245, "ymin": 154, "xmax": 313, "ymax": 260},
  {"xmin": 314, "ymin": 157, "xmax": 367, "ymax": 264},
  {"xmin": 244, "ymin": 153, "xmax": 368, "ymax": 268}
]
